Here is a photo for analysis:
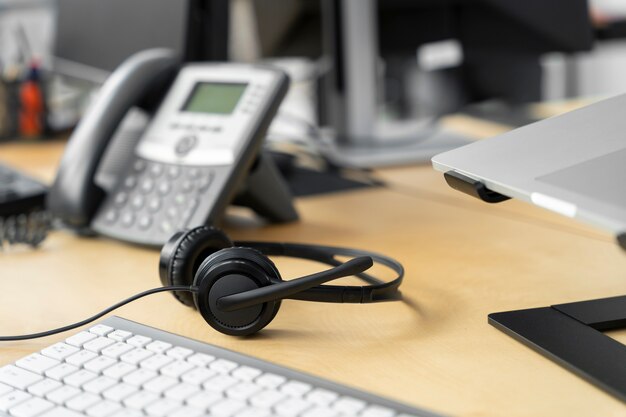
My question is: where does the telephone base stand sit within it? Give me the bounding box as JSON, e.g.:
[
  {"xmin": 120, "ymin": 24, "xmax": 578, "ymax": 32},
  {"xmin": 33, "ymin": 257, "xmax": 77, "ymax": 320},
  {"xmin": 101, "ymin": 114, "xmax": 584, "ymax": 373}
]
[
  {"xmin": 321, "ymin": 127, "xmax": 470, "ymax": 168},
  {"xmin": 490, "ymin": 295, "xmax": 626, "ymax": 403},
  {"xmin": 233, "ymin": 152, "xmax": 299, "ymax": 223}
]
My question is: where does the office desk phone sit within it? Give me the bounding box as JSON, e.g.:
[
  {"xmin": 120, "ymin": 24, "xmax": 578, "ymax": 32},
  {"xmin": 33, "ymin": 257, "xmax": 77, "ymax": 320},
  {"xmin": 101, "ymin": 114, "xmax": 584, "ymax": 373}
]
[{"xmin": 47, "ymin": 50, "xmax": 296, "ymax": 246}]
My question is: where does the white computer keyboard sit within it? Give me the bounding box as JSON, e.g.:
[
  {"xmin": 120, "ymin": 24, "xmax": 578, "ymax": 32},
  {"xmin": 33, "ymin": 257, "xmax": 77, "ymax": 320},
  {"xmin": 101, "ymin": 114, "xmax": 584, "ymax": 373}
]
[{"xmin": 0, "ymin": 317, "xmax": 440, "ymax": 417}]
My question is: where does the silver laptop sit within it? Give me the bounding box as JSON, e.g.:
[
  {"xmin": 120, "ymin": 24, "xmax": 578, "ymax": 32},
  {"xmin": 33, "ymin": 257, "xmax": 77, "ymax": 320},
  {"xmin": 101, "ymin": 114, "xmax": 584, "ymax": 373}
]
[{"xmin": 432, "ymin": 93, "xmax": 626, "ymax": 240}]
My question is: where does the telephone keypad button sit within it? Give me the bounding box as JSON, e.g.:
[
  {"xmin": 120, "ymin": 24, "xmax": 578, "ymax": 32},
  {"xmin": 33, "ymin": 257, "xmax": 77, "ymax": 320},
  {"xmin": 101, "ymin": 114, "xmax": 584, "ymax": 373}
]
[
  {"xmin": 149, "ymin": 164, "xmax": 163, "ymax": 177},
  {"xmin": 133, "ymin": 160, "xmax": 146, "ymax": 172},
  {"xmin": 124, "ymin": 176, "xmax": 137, "ymax": 189},
  {"xmin": 187, "ymin": 168, "xmax": 200, "ymax": 179},
  {"xmin": 174, "ymin": 194, "xmax": 187, "ymax": 206},
  {"xmin": 166, "ymin": 166, "xmax": 180, "ymax": 179},
  {"xmin": 181, "ymin": 180, "xmax": 193, "ymax": 193},
  {"xmin": 148, "ymin": 198, "xmax": 161, "ymax": 213},
  {"xmin": 130, "ymin": 195, "xmax": 144, "ymax": 210},
  {"xmin": 157, "ymin": 182, "xmax": 171, "ymax": 196},
  {"xmin": 140, "ymin": 179, "xmax": 154, "ymax": 194},
  {"xmin": 166, "ymin": 207, "xmax": 178, "ymax": 219},
  {"xmin": 104, "ymin": 210, "xmax": 118, "ymax": 224},
  {"xmin": 138, "ymin": 216, "xmax": 152, "ymax": 230},
  {"xmin": 114, "ymin": 192, "xmax": 128, "ymax": 207},
  {"xmin": 160, "ymin": 220, "xmax": 173, "ymax": 234},
  {"xmin": 120, "ymin": 213, "xmax": 134, "ymax": 228}
]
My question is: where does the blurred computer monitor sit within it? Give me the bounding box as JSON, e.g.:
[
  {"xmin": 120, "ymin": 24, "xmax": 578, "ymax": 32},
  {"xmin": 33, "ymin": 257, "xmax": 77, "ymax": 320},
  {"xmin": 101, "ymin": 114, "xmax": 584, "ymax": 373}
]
[
  {"xmin": 319, "ymin": 0, "xmax": 593, "ymax": 166},
  {"xmin": 54, "ymin": 0, "xmax": 228, "ymax": 82}
]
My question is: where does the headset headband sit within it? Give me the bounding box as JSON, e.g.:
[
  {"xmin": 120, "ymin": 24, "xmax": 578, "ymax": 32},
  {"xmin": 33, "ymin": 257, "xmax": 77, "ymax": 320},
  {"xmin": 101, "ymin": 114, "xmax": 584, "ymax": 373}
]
[{"xmin": 236, "ymin": 241, "xmax": 404, "ymax": 304}]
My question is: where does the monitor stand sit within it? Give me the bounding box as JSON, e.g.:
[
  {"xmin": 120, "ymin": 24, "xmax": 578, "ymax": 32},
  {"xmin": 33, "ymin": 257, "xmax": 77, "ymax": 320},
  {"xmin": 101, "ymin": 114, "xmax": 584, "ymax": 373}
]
[
  {"xmin": 320, "ymin": 0, "xmax": 470, "ymax": 168},
  {"xmin": 490, "ymin": 296, "xmax": 626, "ymax": 403},
  {"xmin": 321, "ymin": 126, "xmax": 469, "ymax": 168}
]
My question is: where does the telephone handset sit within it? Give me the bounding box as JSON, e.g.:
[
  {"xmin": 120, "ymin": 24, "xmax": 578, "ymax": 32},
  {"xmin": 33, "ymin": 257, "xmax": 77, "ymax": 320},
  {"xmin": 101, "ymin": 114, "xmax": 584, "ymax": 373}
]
[{"xmin": 47, "ymin": 49, "xmax": 298, "ymax": 246}]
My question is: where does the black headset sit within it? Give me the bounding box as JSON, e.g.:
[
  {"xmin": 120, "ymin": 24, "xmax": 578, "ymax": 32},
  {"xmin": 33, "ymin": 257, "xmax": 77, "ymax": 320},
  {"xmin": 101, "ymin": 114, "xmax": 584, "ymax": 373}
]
[
  {"xmin": 0, "ymin": 226, "xmax": 404, "ymax": 340},
  {"xmin": 159, "ymin": 226, "xmax": 404, "ymax": 336}
]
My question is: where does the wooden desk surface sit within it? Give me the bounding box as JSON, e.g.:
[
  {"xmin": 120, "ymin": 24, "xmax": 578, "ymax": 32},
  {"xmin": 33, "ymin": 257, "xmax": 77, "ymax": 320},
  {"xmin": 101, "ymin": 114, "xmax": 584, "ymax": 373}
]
[{"xmin": 2, "ymin": 138, "xmax": 626, "ymax": 417}]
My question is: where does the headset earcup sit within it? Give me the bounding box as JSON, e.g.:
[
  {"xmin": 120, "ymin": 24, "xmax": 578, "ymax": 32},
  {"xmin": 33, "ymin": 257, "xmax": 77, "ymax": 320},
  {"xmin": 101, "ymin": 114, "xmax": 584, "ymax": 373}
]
[
  {"xmin": 193, "ymin": 248, "xmax": 282, "ymax": 336},
  {"xmin": 159, "ymin": 226, "xmax": 233, "ymax": 307}
]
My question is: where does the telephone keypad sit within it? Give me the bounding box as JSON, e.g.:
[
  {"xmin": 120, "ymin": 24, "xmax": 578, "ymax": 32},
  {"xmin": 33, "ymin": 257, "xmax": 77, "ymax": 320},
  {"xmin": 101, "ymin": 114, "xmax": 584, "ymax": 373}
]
[
  {"xmin": 124, "ymin": 176, "xmax": 137, "ymax": 189},
  {"xmin": 133, "ymin": 160, "xmax": 146, "ymax": 172},
  {"xmin": 96, "ymin": 158, "xmax": 215, "ymax": 240}
]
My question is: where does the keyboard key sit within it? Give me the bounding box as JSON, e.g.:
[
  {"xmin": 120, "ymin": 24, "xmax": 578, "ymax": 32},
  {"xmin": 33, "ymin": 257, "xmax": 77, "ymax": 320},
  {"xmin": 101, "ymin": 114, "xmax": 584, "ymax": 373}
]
[
  {"xmin": 39, "ymin": 407, "xmax": 84, "ymax": 417},
  {"xmin": 102, "ymin": 383, "xmax": 138, "ymax": 402},
  {"xmin": 301, "ymin": 406, "xmax": 339, "ymax": 417},
  {"xmin": 66, "ymin": 392, "xmax": 101, "ymax": 412},
  {"xmin": 145, "ymin": 340, "xmax": 172, "ymax": 354},
  {"xmin": 84, "ymin": 356, "xmax": 117, "ymax": 373},
  {"xmin": 84, "ymin": 337, "xmax": 116, "ymax": 353},
  {"xmin": 0, "ymin": 382, "xmax": 11, "ymax": 396},
  {"xmin": 27, "ymin": 379, "xmax": 61, "ymax": 397},
  {"xmin": 9, "ymin": 396, "xmax": 54, "ymax": 417},
  {"xmin": 123, "ymin": 390, "xmax": 159, "ymax": 410},
  {"xmin": 45, "ymin": 363, "xmax": 79, "ymax": 381},
  {"xmin": 41, "ymin": 343, "xmax": 79, "ymax": 361},
  {"xmin": 203, "ymin": 374, "xmax": 238, "ymax": 392},
  {"xmin": 86, "ymin": 400, "xmax": 122, "ymax": 417},
  {"xmin": 234, "ymin": 407, "xmax": 272, "ymax": 417},
  {"xmin": 255, "ymin": 373, "xmax": 286, "ymax": 389},
  {"xmin": 306, "ymin": 388, "xmax": 339, "ymax": 405},
  {"xmin": 140, "ymin": 353, "xmax": 174, "ymax": 371},
  {"xmin": 163, "ymin": 382, "xmax": 199, "ymax": 401},
  {"xmin": 89, "ymin": 324, "xmax": 114, "ymax": 336},
  {"xmin": 226, "ymin": 382, "xmax": 262, "ymax": 400},
  {"xmin": 274, "ymin": 397, "xmax": 312, "ymax": 416},
  {"xmin": 0, "ymin": 390, "xmax": 31, "ymax": 412},
  {"xmin": 361, "ymin": 405, "xmax": 397, "ymax": 417},
  {"xmin": 120, "ymin": 348, "xmax": 153, "ymax": 365},
  {"xmin": 249, "ymin": 389, "xmax": 286, "ymax": 408},
  {"xmin": 63, "ymin": 369, "xmax": 98, "ymax": 387},
  {"xmin": 15, "ymin": 354, "xmax": 60, "ymax": 375},
  {"xmin": 66, "ymin": 349, "xmax": 98, "ymax": 367},
  {"xmin": 144, "ymin": 398, "xmax": 181, "ymax": 417},
  {"xmin": 169, "ymin": 406, "xmax": 206, "ymax": 417},
  {"xmin": 209, "ymin": 398, "xmax": 247, "ymax": 417},
  {"xmin": 142, "ymin": 375, "xmax": 177, "ymax": 394},
  {"xmin": 0, "ymin": 365, "xmax": 43, "ymax": 390},
  {"xmin": 110, "ymin": 410, "xmax": 143, "ymax": 417},
  {"xmin": 126, "ymin": 335, "xmax": 151, "ymax": 348},
  {"xmin": 103, "ymin": 362, "xmax": 137, "ymax": 380},
  {"xmin": 332, "ymin": 397, "xmax": 366, "ymax": 414},
  {"xmin": 83, "ymin": 376, "xmax": 117, "ymax": 394},
  {"xmin": 45, "ymin": 385, "xmax": 80, "ymax": 404},
  {"xmin": 280, "ymin": 380, "xmax": 312, "ymax": 397},
  {"xmin": 102, "ymin": 342, "xmax": 134, "ymax": 359},
  {"xmin": 210, "ymin": 359, "xmax": 238, "ymax": 374},
  {"xmin": 66, "ymin": 331, "xmax": 97, "ymax": 347},
  {"xmin": 232, "ymin": 366, "xmax": 262, "ymax": 382},
  {"xmin": 186, "ymin": 390, "xmax": 222, "ymax": 409},
  {"xmin": 186, "ymin": 352, "xmax": 215, "ymax": 367},
  {"xmin": 122, "ymin": 369, "xmax": 157, "ymax": 386},
  {"xmin": 108, "ymin": 330, "xmax": 133, "ymax": 342},
  {"xmin": 161, "ymin": 360, "xmax": 195, "ymax": 378},
  {"xmin": 181, "ymin": 367, "xmax": 216, "ymax": 385},
  {"xmin": 166, "ymin": 346, "xmax": 193, "ymax": 360}
]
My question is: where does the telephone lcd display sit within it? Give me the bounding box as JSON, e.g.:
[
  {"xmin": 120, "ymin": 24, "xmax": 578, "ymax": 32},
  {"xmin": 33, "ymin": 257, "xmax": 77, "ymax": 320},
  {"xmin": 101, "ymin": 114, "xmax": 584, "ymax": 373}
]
[{"xmin": 183, "ymin": 82, "xmax": 248, "ymax": 114}]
